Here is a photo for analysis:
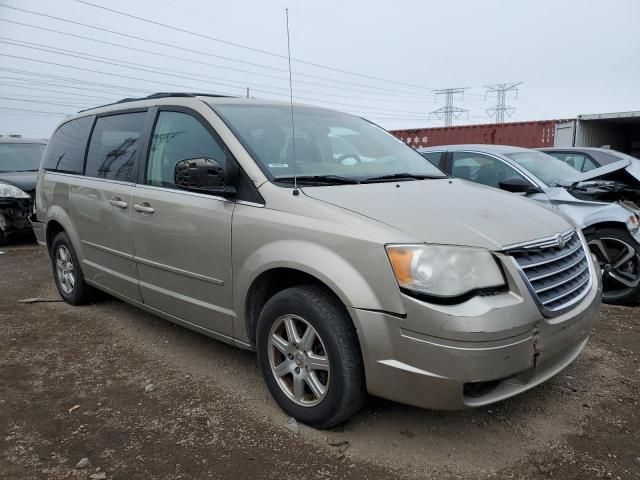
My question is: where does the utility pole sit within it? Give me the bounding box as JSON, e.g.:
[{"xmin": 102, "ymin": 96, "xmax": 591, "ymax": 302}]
[
  {"xmin": 429, "ymin": 88, "xmax": 469, "ymax": 127},
  {"xmin": 484, "ymin": 82, "xmax": 522, "ymax": 123}
]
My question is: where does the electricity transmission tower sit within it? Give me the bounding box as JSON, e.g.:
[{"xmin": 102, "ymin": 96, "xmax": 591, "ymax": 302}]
[
  {"xmin": 429, "ymin": 88, "xmax": 469, "ymax": 127},
  {"xmin": 484, "ymin": 82, "xmax": 522, "ymax": 123}
]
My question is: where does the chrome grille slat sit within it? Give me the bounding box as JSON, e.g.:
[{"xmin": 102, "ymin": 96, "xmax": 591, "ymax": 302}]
[
  {"xmin": 541, "ymin": 272, "xmax": 591, "ymax": 305},
  {"xmin": 534, "ymin": 263, "xmax": 590, "ymax": 294},
  {"xmin": 519, "ymin": 241, "xmax": 583, "ymax": 269},
  {"xmin": 527, "ymin": 251, "xmax": 586, "ymax": 282},
  {"xmin": 505, "ymin": 230, "xmax": 592, "ymax": 315}
]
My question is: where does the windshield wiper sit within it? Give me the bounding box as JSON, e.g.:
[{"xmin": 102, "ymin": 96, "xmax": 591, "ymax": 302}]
[
  {"xmin": 362, "ymin": 173, "xmax": 446, "ymax": 183},
  {"xmin": 274, "ymin": 175, "xmax": 361, "ymax": 185}
]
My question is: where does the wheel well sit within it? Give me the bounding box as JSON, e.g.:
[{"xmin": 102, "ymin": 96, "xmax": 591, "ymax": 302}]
[
  {"xmin": 583, "ymin": 221, "xmax": 627, "ymax": 237},
  {"xmin": 46, "ymin": 220, "xmax": 64, "ymax": 253},
  {"xmin": 245, "ymin": 268, "xmax": 349, "ymax": 345}
]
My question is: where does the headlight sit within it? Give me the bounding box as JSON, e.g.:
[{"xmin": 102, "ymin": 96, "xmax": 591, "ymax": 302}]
[
  {"xmin": 386, "ymin": 244, "xmax": 505, "ymax": 300},
  {"xmin": 0, "ymin": 182, "xmax": 29, "ymax": 199}
]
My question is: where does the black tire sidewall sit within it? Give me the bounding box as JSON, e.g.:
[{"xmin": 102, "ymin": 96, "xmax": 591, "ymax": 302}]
[
  {"xmin": 51, "ymin": 232, "xmax": 89, "ymax": 305},
  {"xmin": 256, "ymin": 286, "xmax": 363, "ymax": 427},
  {"xmin": 586, "ymin": 227, "xmax": 640, "ymax": 304}
]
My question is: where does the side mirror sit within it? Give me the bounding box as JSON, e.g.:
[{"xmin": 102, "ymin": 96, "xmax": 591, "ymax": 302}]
[
  {"xmin": 499, "ymin": 176, "xmax": 542, "ymax": 194},
  {"xmin": 174, "ymin": 157, "xmax": 236, "ymax": 197}
]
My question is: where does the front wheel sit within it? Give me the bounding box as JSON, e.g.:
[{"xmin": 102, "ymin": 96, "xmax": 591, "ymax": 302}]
[
  {"xmin": 256, "ymin": 285, "xmax": 366, "ymax": 429},
  {"xmin": 587, "ymin": 228, "xmax": 640, "ymax": 305}
]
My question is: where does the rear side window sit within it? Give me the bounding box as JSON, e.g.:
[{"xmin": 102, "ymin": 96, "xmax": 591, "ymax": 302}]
[
  {"xmin": 43, "ymin": 116, "xmax": 93, "ymax": 174},
  {"xmin": 85, "ymin": 112, "xmax": 146, "ymax": 182},
  {"xmin": 421, "ymin": 151, "xmax": 445, "ymax": 170},
  {"xmin": 547, "ymin": 152, "xmax": 597, "ymax": 172}
]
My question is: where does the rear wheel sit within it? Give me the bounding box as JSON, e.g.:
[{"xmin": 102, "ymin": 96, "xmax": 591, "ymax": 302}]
[
  {"xmin": 51, "ymin": 232, "xmax": 94, "ymax": 305},
  {"xmin": 256, "ymin": 285, "xmax": 366, "ymax": 429},
  {"xmin": 587, "ymin": 228, "xmax": 640, "ymax": 305}
]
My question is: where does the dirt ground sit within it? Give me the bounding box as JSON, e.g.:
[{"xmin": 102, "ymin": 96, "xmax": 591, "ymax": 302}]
[{"xmin": 1, "ymin": 240, "xmax": 639, "ymax": 480}]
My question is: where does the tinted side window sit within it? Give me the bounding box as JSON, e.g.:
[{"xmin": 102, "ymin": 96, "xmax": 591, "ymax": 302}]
[
  {"xmin": 421, "ymin": 151, "xmax": 445, "ymax": 169},
  {"xmin": 452, "ymin": 152, "xmax": 525, "ymax": 188},
  {"xmin": 43, "ymin": 116, "xmax": 93, "ymax": 174},
  {"xmin": 146, "ymin": 111, "xmax": 226, "ymax": 189},
  {"xmin": 85, "ymin": 112, "xmax": 146, "ymax": 182}
]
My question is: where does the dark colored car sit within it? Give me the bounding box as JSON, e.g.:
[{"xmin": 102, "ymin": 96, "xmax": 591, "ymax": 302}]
[
  {"xmin": 538, "ymin": 147, "xmax": 638, "ymax": 172},
  {"xmin": 0, "ymin": 137, "xmax": 47, "ymax": 243}
]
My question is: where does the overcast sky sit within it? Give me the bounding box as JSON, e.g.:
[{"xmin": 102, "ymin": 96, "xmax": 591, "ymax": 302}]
[{"xmin": 0, "ymin": 0, "xmax": 638, "ymax": 137}]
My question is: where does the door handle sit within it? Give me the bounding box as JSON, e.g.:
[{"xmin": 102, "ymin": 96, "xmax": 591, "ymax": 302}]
[
  {"xmin": 133, "ymin": 202, "xmax": 155, "ymax": 214},
  {"xmin": 109, "ymin": 198, "xmax": 128, "ymax": 209}
]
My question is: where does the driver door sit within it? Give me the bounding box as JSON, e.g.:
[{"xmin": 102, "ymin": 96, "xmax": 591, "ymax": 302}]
[{"xmin": 131, "ymin": 108, "xmax": 235, "ymax": 337}]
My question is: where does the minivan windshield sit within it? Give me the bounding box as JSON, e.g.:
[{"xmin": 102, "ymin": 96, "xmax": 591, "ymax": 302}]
[
  {"xmin": 0, "ymin": 143, "xmax": 46, "ymax": 172},
  {"xmin": 213, "ymin": 104, "xmax": 446, "ymax": 184},
  {"xmin": 505, "ymin": 151, "xmax": 579, "ymax": 187}
]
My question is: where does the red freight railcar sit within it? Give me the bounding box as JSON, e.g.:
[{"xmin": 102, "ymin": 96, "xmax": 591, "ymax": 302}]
[{"xmin": 391, "ymin": 120, "xmax": 566, "ymax": 149}]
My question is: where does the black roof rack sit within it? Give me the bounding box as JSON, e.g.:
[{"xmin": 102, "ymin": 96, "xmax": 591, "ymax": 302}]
[{"xmin": 78, "ymin": 92, "xmax": 235, "ymax": 113}]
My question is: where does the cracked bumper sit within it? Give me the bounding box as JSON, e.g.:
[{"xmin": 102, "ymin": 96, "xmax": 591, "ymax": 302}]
[{"xmin": 351, "ymin": 257, "xmax": 602, "ymax": 410}]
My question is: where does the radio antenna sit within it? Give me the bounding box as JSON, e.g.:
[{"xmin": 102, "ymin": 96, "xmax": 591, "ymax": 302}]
[{"xmin": 285, "ymin": 8, "xmax": 298, "ymax": 195}]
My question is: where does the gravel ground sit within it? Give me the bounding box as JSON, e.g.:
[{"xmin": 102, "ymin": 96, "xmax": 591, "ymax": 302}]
[{"xmin": 1, "ymin": 240, "xmax": 639, "ymax": 479}]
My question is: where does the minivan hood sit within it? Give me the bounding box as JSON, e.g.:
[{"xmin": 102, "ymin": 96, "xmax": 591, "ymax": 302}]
[
  {"xmin": 0, "ymin": 171, "xmax": 37, "ymax": 193},
  {"xmin": 302, "ymin": 179, "xmax": 571, "ymax": 250}
]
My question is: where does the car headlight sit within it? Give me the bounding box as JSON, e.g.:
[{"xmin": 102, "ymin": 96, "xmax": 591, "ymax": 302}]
[
  {"xmin": 386, "ymin": 244, "xmax": 505, "ymax": 300},
  {"xmin": 0, "ymin": 182, "xmax": 30, "ymax": 199}
]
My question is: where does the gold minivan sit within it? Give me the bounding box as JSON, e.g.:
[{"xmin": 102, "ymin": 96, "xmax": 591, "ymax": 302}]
[{"xmin": 34, "ymin": 93, "xmax": 601, "ymax": 428}]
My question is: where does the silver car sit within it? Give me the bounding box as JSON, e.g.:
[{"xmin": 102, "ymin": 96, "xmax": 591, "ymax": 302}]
[
  {"xmin": 34, "ymin": 94, "xmax": 601, "ymax": 428},
  {"xmin": 420, "ymin": 144, "xmax": 640, "ymax": 304}
]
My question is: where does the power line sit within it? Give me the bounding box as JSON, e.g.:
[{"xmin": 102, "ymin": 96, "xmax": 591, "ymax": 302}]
[
  {"xmin": 0, "ymin": 105, "xmax": 70, "ymax": 116},
  {"xmin": 0, "ymin": 5, "xmax": 430, "ymax": 97},
  {"xmin": 0, "ymin": 52, "xmax": 430, "ymax": 117},
  {"xmin": 514, "ymin": 97, "xmax": 552, "ymax": 118},
  {"xmin": 0, "ymin": 70, "xmax": 151, "ymax": 94},
  {"xmin": 0, "ymin": 19, "xmax": 429, "ymax": 101},
  {"xmin": 0, "ymin": 95, "xmax": 88, "ymax": 109},
  {"xmin": 0, "ymin": 52, "xmax": 240, "ymax": 96},
  {"xmin": 429, "ymin": 88, "xmax": 469, "ymax": 127},
  {"xmin": 70, "ymin": 0, "xmax": 434, "ymax": 91},
  {"xmin": 0, "ymin": 81, "xmax": 117, "ymax": 101},
  {"xmin": 0, "ymin": 36, "xmax": 429, "ymax": 105},
  {"xmin": 484, "ymin": 82, "xmax": 522, "ymax": 123}
]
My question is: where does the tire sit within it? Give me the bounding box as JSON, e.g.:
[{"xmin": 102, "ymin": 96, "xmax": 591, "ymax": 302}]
[
  {"xmin": 586, "ymin": 227, "xmax": 640, "ymax": 305},
  {"xmin": 50, "ymin": 231, "xmax": 94, "ymax": 305},
  {"xmin": 256, "ymin": 285, "xmax": 366, "ymax": 429}
]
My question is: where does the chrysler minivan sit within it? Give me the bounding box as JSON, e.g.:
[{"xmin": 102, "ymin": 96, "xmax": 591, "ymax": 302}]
[{"xmin": 35, "ymin": 93, "xmax": 601, "ymax": 428}]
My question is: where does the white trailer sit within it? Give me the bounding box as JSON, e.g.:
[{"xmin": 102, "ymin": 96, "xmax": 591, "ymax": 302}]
[{"xmin": 554, "ymin": 111, "xmax": 640, "ymax": 158}]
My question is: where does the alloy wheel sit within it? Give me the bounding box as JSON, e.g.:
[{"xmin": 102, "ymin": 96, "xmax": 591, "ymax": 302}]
[
  {"xmin": 55, "ymin": 245, "xmax": 75, "ymax": 295},
  {"xmin": 589, "ymin": 237, "xmax": 640, "ymax": 301},
  {"xmin": 267, "ymin": 314, "xmax": 331, "ymax": 407}
]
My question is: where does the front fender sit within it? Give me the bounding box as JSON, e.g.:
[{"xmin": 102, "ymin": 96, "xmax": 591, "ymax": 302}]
[
  {"xmin": 233, "ymin": 239, "xmax": 404, "ymax": 343},
  {"xmin": 557, "ymin": 202, "xmax": 637, "ymax": 238}
]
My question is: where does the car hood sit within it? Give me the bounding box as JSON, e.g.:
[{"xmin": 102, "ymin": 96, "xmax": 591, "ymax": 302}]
[
  {"xmin": 564, "ymin": 159, "xmax": 640, "ymax": 185},
  {"xmin": 0, "ymin": 171, "xmax": 37, "ymax": 193},
  {"xmin": 302, "ymin": 178, "xmax": 572, "ymax": 250}
]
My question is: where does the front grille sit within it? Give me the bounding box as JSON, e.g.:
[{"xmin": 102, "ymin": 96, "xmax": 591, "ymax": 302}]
[{"xmin": 505, "ymin": 230, "xmax": 591, "ymax": 314}]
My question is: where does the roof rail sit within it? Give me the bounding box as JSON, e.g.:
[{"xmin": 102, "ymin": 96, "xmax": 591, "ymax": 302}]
[{"xmin": 77, "ymin": 92, "xmax": 235, "ymax": 113}]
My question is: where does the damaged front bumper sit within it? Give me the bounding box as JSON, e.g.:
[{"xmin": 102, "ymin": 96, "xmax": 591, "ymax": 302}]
[
  {"xmin": 350, "ymin": 250, "xmax": 602, "ymax": 410},
  {"xmin": 0, "ymin": 196, "xmax": 34, "ymax": 237}
]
